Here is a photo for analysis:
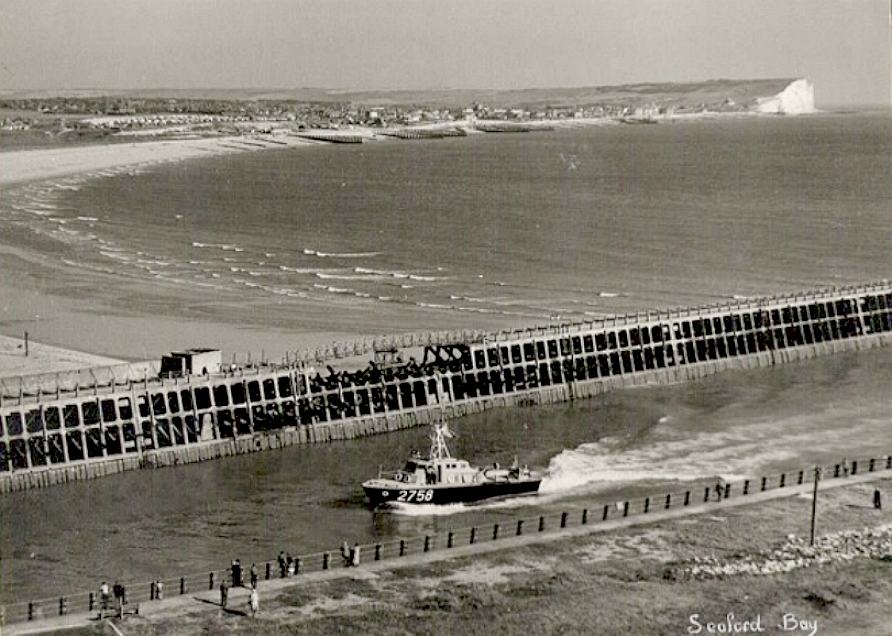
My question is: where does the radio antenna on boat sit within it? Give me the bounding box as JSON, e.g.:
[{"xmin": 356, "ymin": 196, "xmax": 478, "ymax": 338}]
[{"xmin": 429, "ymin": 422, "xmax": 453, "ymax": 460}]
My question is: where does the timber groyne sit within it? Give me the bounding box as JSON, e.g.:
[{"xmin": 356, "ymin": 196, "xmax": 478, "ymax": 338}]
[{"xmin": 1, "ymin": 281, "xmax": 890, "ymax": 493}]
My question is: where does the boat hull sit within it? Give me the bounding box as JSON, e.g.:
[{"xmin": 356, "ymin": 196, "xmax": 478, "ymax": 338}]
[{"xmin": 362, "ymin": 478, "xmax": 541, "ymax": 507}]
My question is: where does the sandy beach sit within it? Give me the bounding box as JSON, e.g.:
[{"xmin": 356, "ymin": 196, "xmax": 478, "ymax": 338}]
[
  {"xmin": 0, "ymin": 333, "xmax": 120, "ymax": 379},
  {"xmin": 0, "ymin": 134, "xmax": 317, "ymax": 187}
]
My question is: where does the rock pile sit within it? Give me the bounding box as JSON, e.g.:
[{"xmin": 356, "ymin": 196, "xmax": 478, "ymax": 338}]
[{"xmin": 666, "ymin": 525, "xmax": 892, "ymax": 581}]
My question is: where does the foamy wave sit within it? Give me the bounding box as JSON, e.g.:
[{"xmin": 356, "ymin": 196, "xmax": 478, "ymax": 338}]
[
  {"xmin": 304, "ymin": 248, "xmax": 381, "ymax": 258},
  {"xmin": 312, "ymin": 283, "xmax": 353, "ymax": 294},
  {"xmin": 315, "ymin": 272, "xmax": 388, "ymax": 281},
  {"xmin": 383, "ymin": 502, "xmax": 468, "ymax": 517}
]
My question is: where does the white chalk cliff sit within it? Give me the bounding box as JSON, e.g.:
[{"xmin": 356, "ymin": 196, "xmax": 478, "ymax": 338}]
[{"xmin": 753, "ymin": 78, "xmax": 816, "ymax": 114}]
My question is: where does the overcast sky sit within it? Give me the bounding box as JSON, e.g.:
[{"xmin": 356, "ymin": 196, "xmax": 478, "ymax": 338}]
[{"xmin": 0, "ymin": 0, "xmax": 888, "ymax": 106}]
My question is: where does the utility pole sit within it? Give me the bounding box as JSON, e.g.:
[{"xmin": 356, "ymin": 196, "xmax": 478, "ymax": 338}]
[
  {"xmin": 24, "ymin": 331, "xmax": 29, "ymax": 357},
  {"xmin": 810, "ymin": 465, "xmax": 822, "ymax": 546}
]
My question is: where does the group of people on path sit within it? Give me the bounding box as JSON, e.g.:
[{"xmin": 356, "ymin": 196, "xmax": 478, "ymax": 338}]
[
  {"xmin": 97, "ymin": 580, "xmax": 128, "ymax": 619},
  {"xmin": 341, "ymin": 541, "xmax": 361, "ymax": 567},
  {"xmin": 221, "ymin": 559, "xmax": 260, "ymax": 617}
]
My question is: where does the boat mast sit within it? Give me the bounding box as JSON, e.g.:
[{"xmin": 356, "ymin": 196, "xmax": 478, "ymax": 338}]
[{"xmin": 429, "ymin": 423, "xmax": 453, "ymax": 460}]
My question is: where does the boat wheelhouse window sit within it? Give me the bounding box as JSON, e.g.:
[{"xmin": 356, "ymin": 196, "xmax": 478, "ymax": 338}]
[
  {"xmin": 213, "ymin": 385, "xmax": 230, "ymax": 407},
  {"xmin": 151, "ymin": 393, "xmax": 166, "ymax": 416},
  {"xmin": 45, "ymin": 407, "xmax": 61, "ymax": 430},
  {"xmin": 85, "ymin": 428, "xmax": 104, "ymax": 458},
  {"xmin": 703, "ymin": 320, "xmax": 713, "ymax": 336},
  {"xmin": 26, "ymin": 409, "xmax": 42, "ymax": 433},
  {"xmin": 474, "ymin": 350, "xmax": 487, "ymax": 369},
  {"xmin": 712, "ymin": 317, "xmax": 723, "ymax": 334},
  {"xmin": 643, "ymin": 348, "xmax": 654, "ymax": 369},
  {"xmin": 640, "ymin": 329, "xmax": 650, "ymax": 346},
  {"xmin": 681, "ymin": 322, "xmax": 692, "ymax": 339},
  {"xmin": 63, "ymin": 404, "xmax": 80, "ymax": 428},
  {"xmin": 99, "ymin": 399, "xmax": 116, "ymax": 423},
  {"xmin": 499, "ymin": 346, "xmax": 509, "ymax": 365},
  {"xmin": 598, "ymin": 354, "xmax": 610, "ymax": 376},
  {"xmin": 117, "ymin": 398, "xmax": 133, "ymax": 421},
  {"xmin": 609, "ymin": 352, "xmax": 621, "ymax": 374},
  {"xmin": 685, "ymin": 342, "xmax": 696, "ymax": 363},
  {"xmin": 487, "ymin": 348, "xmax": 499, "ymax": 367},
  {"xmin": 523, "ymin": 342, "xmax": 535, "ymax": 361},
  {"xmin": 595, "ymin": 333, "xmax": 607, "ymax": 351},
  {"xmin": 549, "ymin": 361, "xmax": 562, "ymax": 383},
  {"xmin": 583, "ymin": 335, "xmax": 594, "ymax": 352},
  {"xmin": 82, "ymin": 401, "xmax": 100, "ymax": 426},
  {"xmin": 104, "ymin": 427, "xmax": 122, "ymax": 455},
  {"xmin": 572, "ymin": 337, "xmax": 582, "ymax": 355},
  {"xmin": 743, "ymin": 314, "xmax": 753, "ymax": 331},
  {"xmin": 248, "ymin": 381, "xmax": 262, "ymax": 402},
  {"xmin": 651, "ymin": 325, "xmax": 663, "ymax": 342},
  {"xmin": 47, "ymin": 434, "xmax": 66, "ymax": 463},
  {"xmin": 752, "ymin": 312, "xmax": 762, "ymax": 329},
  {"xmin": 558, "ymin": 338, "xmax": 570, "ymax": 357},
  {"xmin": 547, "ymin": 340, "xmax": 558, "ymax": 358},
  {"xmin": 260, "ymin": 379, "xmax": 276, "ymax": 401},
  {"xmin": 5, "ymin": 412, "xmax": 22, "ymax": 436},
  {"xmin": 716, "ymin": 339, "xmax": 728, "ymax": 358},
  {"xmin": 607, "ymin": 332, "xmax": 618, "ymax": 349}
]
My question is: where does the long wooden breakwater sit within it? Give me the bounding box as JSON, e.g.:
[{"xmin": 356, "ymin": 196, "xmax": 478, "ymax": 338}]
[{"xmin": 1, "ymin": 281, "xmax": 890, "ymax": 493}]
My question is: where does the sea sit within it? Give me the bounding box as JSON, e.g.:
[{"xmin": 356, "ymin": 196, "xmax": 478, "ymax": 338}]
[{"xmin": 0, "ymin": 112, "xmax": 890, "ymax": 603}]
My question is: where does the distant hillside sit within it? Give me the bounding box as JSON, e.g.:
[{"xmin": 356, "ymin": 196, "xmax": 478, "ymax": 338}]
[{"xmin": 0, "ymin": 79, "xmax": 798, "ymax": 109}]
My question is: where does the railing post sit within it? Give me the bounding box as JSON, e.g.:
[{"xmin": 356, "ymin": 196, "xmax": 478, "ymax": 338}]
[
  {"xmin": 180, "ymin": 577, "xmax": 186, "ymax": 595},
  {"xmin": 869, "ymin": 458, "xmax": 875, "ymax": 472},
  {"xmin": 779, "ymin": 473, "xmax": 786, "ymax": 488},
  {"xmin": 424, "ymin": 536, "xmax": 431, "ymax": 552},
  {"xmin": 743, "ymin": 480, "xmax": 750, "ymax": 495},
  {"xmin": 89, "ymin": 592, "xmax": 95, "ymax": 611},
  {"xmin": 643, "ymin": 498, "xmax": 650, "ymax": 513},
  {"xmin": 761, "ymin": 477, "xmax": 767, "ymax": 491},
  {"xmin": 150, "ymin": 581, "xmax": 156, "ymax": 600},
  {"xmin": 582, "ymin": 508, "xmax": 589, "ymax": 524},
  {"xmin": 323, "ymin": 553, "xmax": 330, "ymax": 570},
  {"xmin": 295, "ymin": 557, "xmax": 301, "ymax": 574},
  {"xmin": 602, "ymin": 505, "xmax": 609, "ymax": 520},
  {"xmin": 265, "ymin": 562, "xmax": 271, "ymax": 580},
  {"xmin": 560, "ymin": 512, "xmax": 568, "ymax": 527},
  {"xmin": 798, "ymin": 470, "xmax": 804, "ymax": 485},
  {"xmin": 400, "ymin": 539, "xmax": 406, "ymax": 556},
  {"xmin": 538, "ymin": 516, "xmax": 545, "ymax": 532},
  {"xmin": 704, "ymin": 487, "xmax": 711, "ymax": 503},
  {"xmin": 886, "ymin": 456, "xmax": 891, "ymax": 470},
  {"xmin": 470, "ymin": 528, "xmax": 476, "ymax": 544},
  {"xmin": 516, "ymin": 520, "xmax": 525, "ymax": 535},
  {"xmin": 852, "ymin": 460, "xmax": 858, "ymax": 475},
  {"xmin": 622, "ymin": 501, "xmax": 629, "ymax": 517},
  {"xmin": 447, "ymin": 532, "xmax": 454, "ymax": 548},
  {"xmin": 493, "ymin": 523, "xmax": 500, "ymax": 540},
  {"xmin": 664, "ymin": 494, "xmax": 671, "ymax": 509},
  {"xmin": 375, "ymin": 544, "xmax": 382, "ymax": 560},
  {"xmin": 684, "ymin": 491, "xmax": 690, "ymax": 506},
  {"xmin": 209, "ymin": 572, "xmax": 215, "ymax": 590},
  {"xmin": 28, "ymin": 601, "xmax": 34, "ymax": 621},
  {"xmin": 834, "ymin": 464, "xmax": 840, "ymax": 478},
  {"xmin": 724, "ymin": 484, "xmax": 730, "ymax": 499},
  {"xmin": 59, "ymin": 597, "xmax": 67, "ymax": 616}
]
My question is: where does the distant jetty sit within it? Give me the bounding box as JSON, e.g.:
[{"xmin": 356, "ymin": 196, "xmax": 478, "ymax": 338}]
[{"xmin": 1, "ymin": 280, "xmax": 888, "ymax": 493}]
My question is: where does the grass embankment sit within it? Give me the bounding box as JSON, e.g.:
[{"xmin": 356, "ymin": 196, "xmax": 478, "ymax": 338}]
[{"xmin": 57, "ymin": 478, "xmax": 892, "ymax": 635}]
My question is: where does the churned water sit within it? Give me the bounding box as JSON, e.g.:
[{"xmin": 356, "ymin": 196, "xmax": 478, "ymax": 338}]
[{"xmin": 1, "ymin": 112, "xmax": 890, "ymax": 603}]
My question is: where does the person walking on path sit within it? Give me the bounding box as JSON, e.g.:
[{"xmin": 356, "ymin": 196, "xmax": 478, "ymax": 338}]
[
  {"xmin": 250, "ymin": 563, "xmax": 259, "ymax": 589},
  {"xmin": 874, "ymin": 488, "xmax": 883, "ymax": 510},
  {"xmin": 351, "ymin": 543, "xmax": 361, "ymax": 567},
  {"xmin": 99, "ymin": 581, "xmax": 110, "ymax": 617},
  {"xmin": 278, "ymin": 551, "xmax": 287, "ymax": 578},
  {"xmin": 219, "ymin": 580, "xmax": 229, "ymax": 609},
  {"xmin": 155, "ymin": 580, "xmax": 164, "ymax": 600},
  {"xmin": 249, "ymin": 586, "xmax": 259, "ymax": 618}
]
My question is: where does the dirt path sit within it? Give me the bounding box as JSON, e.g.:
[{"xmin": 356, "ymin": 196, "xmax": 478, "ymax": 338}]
[{"xmin": 5, "ymin": 469, "xmax": 888, "ymax": 635}]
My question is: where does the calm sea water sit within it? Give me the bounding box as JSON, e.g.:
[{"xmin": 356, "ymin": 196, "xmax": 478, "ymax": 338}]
[{"xmin": 1, "ymin": 113, "xmax": 890, "ymax": 603}]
